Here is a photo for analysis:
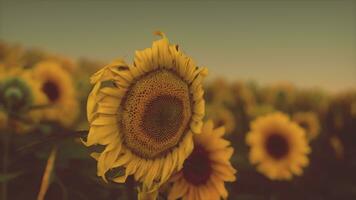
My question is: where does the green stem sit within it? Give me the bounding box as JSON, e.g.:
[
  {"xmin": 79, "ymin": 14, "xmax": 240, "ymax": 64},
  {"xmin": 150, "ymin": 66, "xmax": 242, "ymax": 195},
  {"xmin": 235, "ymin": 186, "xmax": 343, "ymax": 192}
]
[{"xmin": 2, "ymin": 131, "xmax": 10, "ymax": 200}]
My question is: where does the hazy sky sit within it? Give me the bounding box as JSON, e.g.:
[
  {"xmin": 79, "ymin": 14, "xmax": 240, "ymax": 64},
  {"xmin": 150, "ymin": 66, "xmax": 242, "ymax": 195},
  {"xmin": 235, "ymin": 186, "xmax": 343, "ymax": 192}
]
[{"xmin": 0, "ymin": 0, "xmax": 355, "ymax": 92}]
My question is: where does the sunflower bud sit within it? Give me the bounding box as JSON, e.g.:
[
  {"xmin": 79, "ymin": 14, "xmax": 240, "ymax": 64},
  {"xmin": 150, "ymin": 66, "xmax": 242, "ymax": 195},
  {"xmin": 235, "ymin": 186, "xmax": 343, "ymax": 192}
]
[{"xmin": 0, "ymin": 77, "xmax": 33, "ymax": 113}]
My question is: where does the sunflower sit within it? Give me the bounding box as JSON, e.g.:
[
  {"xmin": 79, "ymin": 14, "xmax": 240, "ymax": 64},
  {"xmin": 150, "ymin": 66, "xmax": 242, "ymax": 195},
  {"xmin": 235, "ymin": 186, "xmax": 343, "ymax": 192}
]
[
  {"xmin": 246, "ymin": 112, "xmax": 310, "ymax": 180},
  {"xmin": 0, "ymin": 69, "xmax": 45, "ymax": 113},
  {"xmin": 32, "ymin": 61, "xmax": 79, "ymax": 127},
  {"xmin": 168, "ymin": 120, "xmax": 236, "ymax": 200},
  {"xmin": 0, "ymin": 68, "xmax": 46, "ymax": 133},
  {"xmin": 206, "ymin": 104, "xmax": 236, "ymax": 135},
  {"xmin": 84, "ymin": 32, "xmax": 208, "ymax": 192},
  {"xmin": 292, "ymin": 112, "xmax": 320, "ymax": 141}
]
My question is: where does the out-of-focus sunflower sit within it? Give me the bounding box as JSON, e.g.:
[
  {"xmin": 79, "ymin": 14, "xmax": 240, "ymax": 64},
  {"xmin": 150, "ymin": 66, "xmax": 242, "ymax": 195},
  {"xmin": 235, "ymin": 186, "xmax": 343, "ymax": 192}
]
[
  {"xmin": 246, "ymin": 112, "xmax": 310, "ymax": 180},
  {"xmin": 292, "ymin": 111, "xmax": 320, "ymax": 141},
  {"xmin": 262, "ymin": 82, "xmax": 296, "ymax": 110},
  {"xmin": 168, "ymin": 120, "xmax": 236, "ymax": 200},
  {"xmin": 206, "ymin": 104, "xmax": 236, "ymax": 135},
  {"xmin": 84, "ymin": 32, "xmax": 208, "ymax": 192},
  {"xmin": 0, "ymin": 68, "xmax": 46, "ymax": 133},
  {"xmin": 0, "ymin": 69, "xmax": 45, "ymax": 114},
  {"xmin": 32, "ymin": 61, "xmax": 79, "ymax": 127}
]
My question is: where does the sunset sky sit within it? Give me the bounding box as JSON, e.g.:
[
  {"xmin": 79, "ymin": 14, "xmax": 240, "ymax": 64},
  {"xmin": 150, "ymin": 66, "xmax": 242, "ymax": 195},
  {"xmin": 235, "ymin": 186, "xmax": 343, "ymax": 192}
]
[{"xmin": 1, "ymin": 0, "xmax": 355, "ymax": 92}]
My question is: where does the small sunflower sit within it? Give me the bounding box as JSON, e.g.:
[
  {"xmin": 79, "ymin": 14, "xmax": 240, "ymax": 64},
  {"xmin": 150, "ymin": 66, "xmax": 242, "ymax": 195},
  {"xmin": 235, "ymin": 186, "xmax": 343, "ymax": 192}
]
[
  {"xmin": 246, "ymin": 112, "xmax": 310, "ymax": 180},
  {"xmin": 84, "ymin": 32, "xmax": 208, "ymax": 192},
  {"xmin": 0, "ymin": 69, "xmax": 45, "ymax": 114},
  {"xmin": 0, "ymin": 68, "xmax": 46, "ymax": 133},
  {"xmin": 32, "ymin": 61, "xmax": 79, "ymax": 127},
  {"xmin": 206, "ymin": 104, "xmax": 236, "ymax": 135},
  {"xmin": 292, "ymin": 112, "xmax": 320, "ymax": 141},
  {"xmin": 168, "ymin": 120, "xmax": 236, "ymax": 200}
]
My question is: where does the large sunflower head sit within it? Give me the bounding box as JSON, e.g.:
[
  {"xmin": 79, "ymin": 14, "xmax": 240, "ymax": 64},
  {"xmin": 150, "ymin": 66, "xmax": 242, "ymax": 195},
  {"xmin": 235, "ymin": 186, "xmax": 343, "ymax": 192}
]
[
  {"xmin": 168, "ymin": 120, "xmax": 237, "ymax": 200},
  {"xmin": 292, "ymin": 111, "xmax": 320, "ymax": 141},
  {"xmin": 32, "ymin": 61, "xmax": 79, "ymax": 127},
  {"xmin": 84, "ymin": 32, "xmax": 208, "ymax": 192},
  {"xmin": 246, "ymin": 112, "xmax": 310, "ymax": 180}
]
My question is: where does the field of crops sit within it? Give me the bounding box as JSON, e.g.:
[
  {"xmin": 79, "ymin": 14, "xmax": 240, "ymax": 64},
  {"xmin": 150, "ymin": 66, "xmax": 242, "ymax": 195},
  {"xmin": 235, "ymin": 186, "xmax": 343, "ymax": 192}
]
[{"xmin": 0, "ymin": 33, "xmax": 356, "ymax": 200}]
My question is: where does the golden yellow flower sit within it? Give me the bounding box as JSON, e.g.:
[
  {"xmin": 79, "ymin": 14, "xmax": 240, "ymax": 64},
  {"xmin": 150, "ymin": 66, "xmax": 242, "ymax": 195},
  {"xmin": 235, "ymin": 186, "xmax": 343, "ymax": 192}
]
[
  {"xmin": 0, "ymin": 68, "xmax": 46, "ymax": 133},
  {"xmin": 84, "ymin": 32, "xmax": 208, "ymax": 192},
  {"xmin": 292, "ymin": 112, "xmax": 320, "ymax": 141},
  {"xmin": 0, "ymin": 68, "xmax": 46, "ymax": 111},
  {"xmin": 246, "ymin": 112, "xmax": 310, "ymax": 180},
  {"xmin": 206, "ymin": 104, "xmax": 236, "ymax": 135},
  {"xmin": 168, "ymin": 120, "xmax": 236, "ymax": 200},
  {"xmin": 32, "ymin": 61, "xmax": 79, "ymax": 127}
]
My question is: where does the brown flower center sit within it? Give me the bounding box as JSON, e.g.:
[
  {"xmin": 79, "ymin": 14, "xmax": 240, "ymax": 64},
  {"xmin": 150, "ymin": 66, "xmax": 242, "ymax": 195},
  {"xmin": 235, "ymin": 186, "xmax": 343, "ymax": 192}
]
[
  {"xmin": 183, "ymin": 144, "xmax": 212, "ymax": 185},
  {"xmin": 42, "ymin": 81, "xmax": 60, "ymax": 102},
  {"xmin": 120, "ymin": 69, "xmax": 192, "ymax": 159},
  {"xmin": 265, "ymin": 133, "xmax": 289, "ymax": 160}
]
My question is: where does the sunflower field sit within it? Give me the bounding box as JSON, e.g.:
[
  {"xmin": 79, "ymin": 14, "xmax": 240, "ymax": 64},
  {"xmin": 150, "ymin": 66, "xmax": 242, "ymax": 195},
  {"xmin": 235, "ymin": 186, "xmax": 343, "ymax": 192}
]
[{"xmin": 0, "ymin": 33, "xmax": 356, "ymax": 200}]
